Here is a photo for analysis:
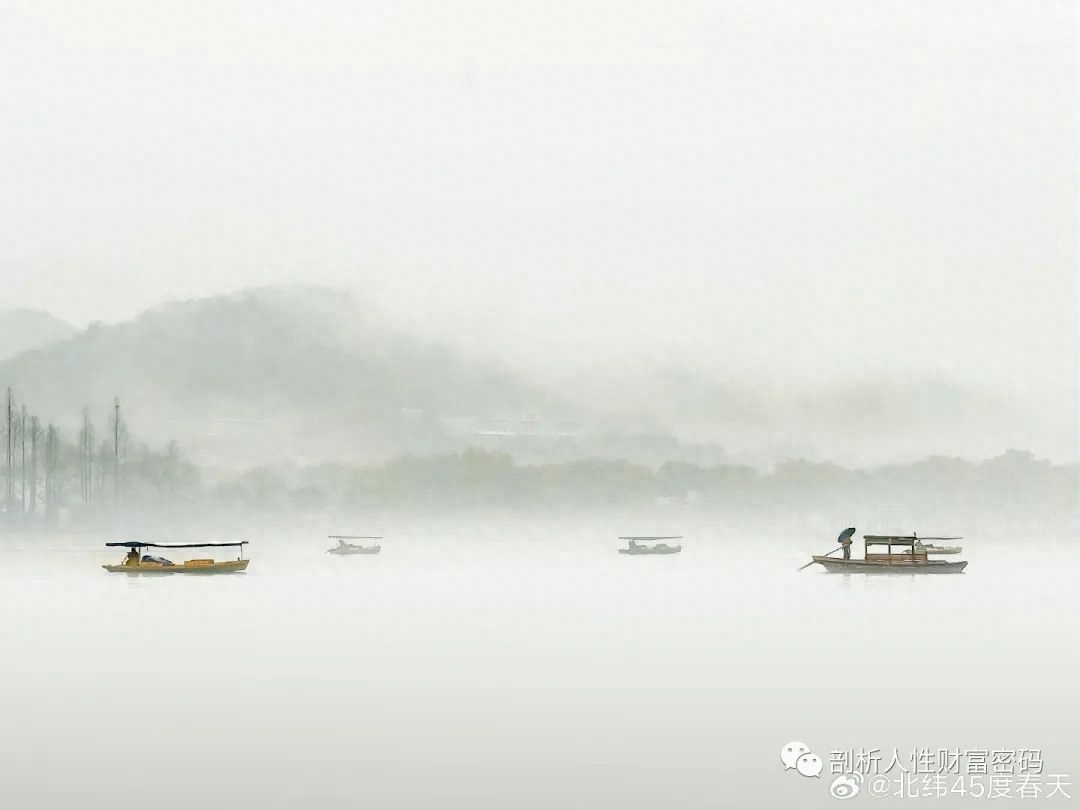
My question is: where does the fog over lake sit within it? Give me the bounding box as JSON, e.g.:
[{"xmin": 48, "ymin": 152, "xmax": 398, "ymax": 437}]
[
  {"xmin": 2, "ymin": 521, "xmax": 1076, "ymax": 809},
  {"xmin": 1, "ymin": 1, "xmax": 1076, "ymax": 807}
]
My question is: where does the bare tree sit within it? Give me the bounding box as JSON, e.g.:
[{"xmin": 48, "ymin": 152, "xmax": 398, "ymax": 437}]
[
  {"xmin": 44, "ymin": 424, "xmax": 59, "ymax": 517},
  {"xmin": 19, "ymin": 405, "xmax": 27, "ymax": 514},
  {"xmin": 79, "ymin": 407, "xmax": 95, "ymax": 504},
  {"xmin": 27, "ymin": 416, "xmax": 42, "ymax": 517},
  {"xmin": 4, "ymin": 387, "xmax": 13, "ymax": 515},
  {"xmin": 110, "ymin": 397, "xmax": 127, "ymax": 502}
]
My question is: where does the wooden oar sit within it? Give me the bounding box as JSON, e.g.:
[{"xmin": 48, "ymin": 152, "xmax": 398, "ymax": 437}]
[{"xmin": 796, "ymin": 546, "xmax": 842, "ymax": 572}]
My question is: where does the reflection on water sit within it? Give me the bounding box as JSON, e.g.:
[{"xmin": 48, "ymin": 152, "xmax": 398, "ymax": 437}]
[{"xmin": 0, "ymin": 520, "xmax": 1077, "ymax": 809}]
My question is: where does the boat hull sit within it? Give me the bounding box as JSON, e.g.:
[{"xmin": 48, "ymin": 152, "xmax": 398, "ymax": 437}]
[
  {"xmin": 327, "ymin": 546, "xmax": 381, "ymax": 555},
  {"xmin": 813, "ymin": 556, "xmax": 966, "ymax": 574},
  {"xmin": 619, "ymin": 547, "xmax": 682, "ymax": 555},
  {"xmin": 103, "ymin": 559, "xmax": 250, "ymax": 574}
]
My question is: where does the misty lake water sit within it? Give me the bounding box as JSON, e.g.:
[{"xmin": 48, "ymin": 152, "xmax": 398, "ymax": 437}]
[{"xmin": 1, "ymin": 519, "xmax": 1077, "ymax": 809}]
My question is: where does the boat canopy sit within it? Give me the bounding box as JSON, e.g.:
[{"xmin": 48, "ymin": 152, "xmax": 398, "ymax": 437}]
[
  {"xmin": 105, "ymin": 541, "xmax": 250, "ymax": 549},
  {"xmin": 864, "ymin": 535, "xmax": 962, "ymax": 544}
]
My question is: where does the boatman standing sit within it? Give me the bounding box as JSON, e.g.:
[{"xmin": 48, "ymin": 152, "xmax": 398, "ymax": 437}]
[{"xmin": 838, "ymin": 527, "xmax": 856, "ymax": 560}]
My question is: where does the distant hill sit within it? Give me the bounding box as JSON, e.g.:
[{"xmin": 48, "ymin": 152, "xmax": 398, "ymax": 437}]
[
  {"xmin": 0, "ymin": 310, "xmax": 77, "ymax": 362},
  {"xmin": 567, "ymin": 364, "xmax": 1029, "ymax": 467},
  {"xmin": 0, "ymin": 288, "xmax": 569, "ymax": 468},
  {"xmin": 0, "ymin": 288, "xmax": 1045, "ymax": 470}
]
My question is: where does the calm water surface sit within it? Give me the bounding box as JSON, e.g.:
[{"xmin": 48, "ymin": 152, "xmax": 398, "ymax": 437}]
[{"xmin": 1, "ymin": 519, "xmax": 1076, "ymax": 809}]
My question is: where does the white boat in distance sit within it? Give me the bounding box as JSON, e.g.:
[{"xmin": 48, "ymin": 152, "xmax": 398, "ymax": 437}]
[
  {"xmin": 618, "ymin": 536, "xmax": 683, "ymax": 555},
  {"xmin": 327, "ymin": 536, "xmax": 383, "ymax": 555}
]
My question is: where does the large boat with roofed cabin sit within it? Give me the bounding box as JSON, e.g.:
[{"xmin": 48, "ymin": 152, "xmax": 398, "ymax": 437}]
[{"xmin": 811, "ymin": 534, "xmax": 966, "ymax": 574}]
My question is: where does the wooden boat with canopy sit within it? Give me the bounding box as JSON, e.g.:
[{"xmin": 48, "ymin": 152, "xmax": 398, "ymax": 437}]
[
  {"xmin": 811, "ymin": 534, "xmax": 966, "ymax": 574},
  {"xmin": 618, "ymin": 536, "xmax": 683, "ymax": 555},
  {"xmin": 103, "ymin": 541, "xmax": 250, "ymax": 574},
  {"xmin": 327, "ymin": 536, "xmax": 382, "ymax": 555}
]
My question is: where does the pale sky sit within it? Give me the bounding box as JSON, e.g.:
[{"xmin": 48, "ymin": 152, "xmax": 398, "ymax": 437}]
[{"xmin": 1, "ymin": 1, "xmax": 1075, "ymax": 418}]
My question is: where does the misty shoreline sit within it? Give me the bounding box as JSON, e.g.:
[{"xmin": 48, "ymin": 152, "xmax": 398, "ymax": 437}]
[{"xmin": 2, "ymin": 445, "xmax": 1074, "ymax": 541}]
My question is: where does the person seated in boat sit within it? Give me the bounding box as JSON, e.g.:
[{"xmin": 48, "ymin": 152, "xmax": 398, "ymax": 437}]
[
  {"xmin": 124, "ymin": 548, "xmax": 141, "ymax": 567},
  {"xmin": 628, "ymin": 539, "xmax": 638, "ymax": 550}
]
